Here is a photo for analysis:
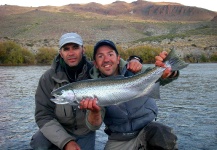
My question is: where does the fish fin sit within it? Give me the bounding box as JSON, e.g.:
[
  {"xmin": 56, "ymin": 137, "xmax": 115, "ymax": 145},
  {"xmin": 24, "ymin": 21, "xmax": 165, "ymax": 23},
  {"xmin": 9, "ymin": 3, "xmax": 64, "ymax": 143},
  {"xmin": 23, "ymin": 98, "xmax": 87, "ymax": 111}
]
[
  {"xmin": 147, "ymin": 82, "xmax": 161, "ymax": 99},
  {"xmin": 164, "ymin": 49, "xmax": 189, "ymax": 71},
  {"xmin": 135, "ymin": 82, "xmax": 161, "ymax": 99}
]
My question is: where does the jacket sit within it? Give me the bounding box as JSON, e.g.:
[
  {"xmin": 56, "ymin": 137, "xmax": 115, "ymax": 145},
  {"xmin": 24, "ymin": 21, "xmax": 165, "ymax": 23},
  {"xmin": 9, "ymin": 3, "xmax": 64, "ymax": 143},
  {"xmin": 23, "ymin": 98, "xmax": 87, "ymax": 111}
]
[
  {"xmin": 34, "ymin": 55, "xmax": 101, "ymax": 149},
  {"xmin": 89, "ymin": 59, "xmax": 178, "ymax": 138}
]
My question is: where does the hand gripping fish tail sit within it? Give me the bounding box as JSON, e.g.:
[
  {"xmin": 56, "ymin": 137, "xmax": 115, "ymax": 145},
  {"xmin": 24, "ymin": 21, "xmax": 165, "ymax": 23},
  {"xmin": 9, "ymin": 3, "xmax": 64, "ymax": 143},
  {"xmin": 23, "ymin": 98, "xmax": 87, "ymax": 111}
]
[
  {"xmin": 50, "ymin": 49, "xmax": 188, "ymax": 106},
  {"xmin": 164, "ymin": 48, "xmax": 189, "ymax": 71}
]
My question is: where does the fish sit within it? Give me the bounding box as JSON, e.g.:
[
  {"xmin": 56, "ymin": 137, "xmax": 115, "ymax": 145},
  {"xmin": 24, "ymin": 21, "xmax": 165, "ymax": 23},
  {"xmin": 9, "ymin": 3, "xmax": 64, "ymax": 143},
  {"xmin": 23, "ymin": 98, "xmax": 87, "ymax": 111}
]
[{"xmin": 50, "ymin": 49, "xmax": 188, "ymax": 106}]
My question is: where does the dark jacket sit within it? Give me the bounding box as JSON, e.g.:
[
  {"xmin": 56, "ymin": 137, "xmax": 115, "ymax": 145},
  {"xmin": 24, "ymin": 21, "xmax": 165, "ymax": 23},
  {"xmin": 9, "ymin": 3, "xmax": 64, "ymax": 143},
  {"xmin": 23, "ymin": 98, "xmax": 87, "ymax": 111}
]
[{"xmin": 34, "ymin": 55, "xmax": 101, "ymax": 149}]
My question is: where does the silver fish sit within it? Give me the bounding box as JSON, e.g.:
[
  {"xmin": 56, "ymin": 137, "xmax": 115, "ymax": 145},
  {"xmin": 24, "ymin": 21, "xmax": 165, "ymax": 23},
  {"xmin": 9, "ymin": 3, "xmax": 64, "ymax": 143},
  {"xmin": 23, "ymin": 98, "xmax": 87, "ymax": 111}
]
[{"xmin": 51, "ymin": 49, "xmax": 188, "ymax": 106}]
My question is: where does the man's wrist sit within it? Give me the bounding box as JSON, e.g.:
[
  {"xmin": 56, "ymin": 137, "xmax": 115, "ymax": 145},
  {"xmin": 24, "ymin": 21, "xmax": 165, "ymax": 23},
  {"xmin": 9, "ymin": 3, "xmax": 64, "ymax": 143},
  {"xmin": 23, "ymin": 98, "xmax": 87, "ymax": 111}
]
[{"xmin": 128, "ymin": 55, "xmax": 143, "ymax": 63}]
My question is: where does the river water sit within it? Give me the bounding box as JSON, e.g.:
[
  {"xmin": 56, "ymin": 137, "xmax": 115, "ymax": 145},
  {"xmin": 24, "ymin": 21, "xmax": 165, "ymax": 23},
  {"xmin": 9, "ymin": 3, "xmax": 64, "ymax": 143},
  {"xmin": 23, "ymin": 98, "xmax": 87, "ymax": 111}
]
[{"xmin": 0, "ymin": 63, "xmax": 216, "ymax": 150}]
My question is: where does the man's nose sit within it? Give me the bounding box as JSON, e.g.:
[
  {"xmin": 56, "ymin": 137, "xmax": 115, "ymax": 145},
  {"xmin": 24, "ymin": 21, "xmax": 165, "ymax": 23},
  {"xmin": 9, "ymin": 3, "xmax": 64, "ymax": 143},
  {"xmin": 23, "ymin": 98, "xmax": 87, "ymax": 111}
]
[
  {"xmin": 68, "ymin": 48, "xmax": 75, "ymax": 55},
  {"xmin": 103, "ymin": 55, "xmax": 110, "ymax": 62}
]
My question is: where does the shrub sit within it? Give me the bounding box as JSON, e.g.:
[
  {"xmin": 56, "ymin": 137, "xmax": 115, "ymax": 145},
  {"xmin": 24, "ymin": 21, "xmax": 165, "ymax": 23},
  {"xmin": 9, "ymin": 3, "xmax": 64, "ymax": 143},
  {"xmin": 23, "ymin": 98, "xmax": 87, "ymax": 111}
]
[
  {"xmin": 124, "ymin": 46, "xmax": 162, "ymax": 63},
  {"xmin": 0, "ymin": 41, "xmax": 35, "ymax": 65},
  {"xmin": 22, "ymin": 48, "xmax": 35, "ymax": 64},
  {"xmin": 210, "ymin": 52, "xmax": 217, "ymax": 62},
  {"xmin": 200, "ymin": 54, "xmax": 209, "ymax": 62},
  {"xmin": 35, "ymin": 47, "xmax": 58, "ymax": 65},
  {"xmin": 84, "ymin": 45, "xmax": 94, "ymax": 61}
]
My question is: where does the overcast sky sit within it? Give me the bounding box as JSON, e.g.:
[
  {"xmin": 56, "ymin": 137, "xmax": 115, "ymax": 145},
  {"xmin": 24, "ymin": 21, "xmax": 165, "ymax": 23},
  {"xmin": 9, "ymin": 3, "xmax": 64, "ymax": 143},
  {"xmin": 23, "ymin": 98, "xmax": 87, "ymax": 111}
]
[{"xmin": 0, "ymin": 0, "xmax": 216, "ymax": 12}]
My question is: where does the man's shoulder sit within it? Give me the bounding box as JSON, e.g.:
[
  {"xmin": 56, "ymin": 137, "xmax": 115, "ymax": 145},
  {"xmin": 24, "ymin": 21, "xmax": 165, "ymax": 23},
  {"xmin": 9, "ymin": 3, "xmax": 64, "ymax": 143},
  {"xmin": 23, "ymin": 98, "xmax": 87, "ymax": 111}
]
[{"xmin": 39, "ymin": 67, "xmax": 55, "ymax": 81}]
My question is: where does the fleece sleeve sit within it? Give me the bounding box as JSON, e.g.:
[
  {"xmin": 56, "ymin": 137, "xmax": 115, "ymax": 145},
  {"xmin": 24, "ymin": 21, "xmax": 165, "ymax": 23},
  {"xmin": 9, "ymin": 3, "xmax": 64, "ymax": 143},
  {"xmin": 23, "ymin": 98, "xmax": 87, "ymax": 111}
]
[{"xmin": 85, "ymin": 107, "xmax": 105, "ymax": 131}]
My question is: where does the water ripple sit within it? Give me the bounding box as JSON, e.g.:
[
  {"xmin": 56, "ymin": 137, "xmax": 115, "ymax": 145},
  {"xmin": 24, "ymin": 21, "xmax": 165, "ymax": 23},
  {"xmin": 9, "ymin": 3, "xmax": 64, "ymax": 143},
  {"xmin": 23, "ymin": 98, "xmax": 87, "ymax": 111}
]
[{"xmin": 0, "ymin": 64, "xmax": 217, "ymax": 150}]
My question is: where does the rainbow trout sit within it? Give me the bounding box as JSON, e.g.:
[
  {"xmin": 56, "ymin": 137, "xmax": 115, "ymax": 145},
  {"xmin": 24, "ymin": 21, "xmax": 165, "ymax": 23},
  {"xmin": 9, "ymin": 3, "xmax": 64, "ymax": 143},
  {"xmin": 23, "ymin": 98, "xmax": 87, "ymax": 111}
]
[{"xmin": 51, "ymin": 49, "xmax": 188, "ymax": 106}]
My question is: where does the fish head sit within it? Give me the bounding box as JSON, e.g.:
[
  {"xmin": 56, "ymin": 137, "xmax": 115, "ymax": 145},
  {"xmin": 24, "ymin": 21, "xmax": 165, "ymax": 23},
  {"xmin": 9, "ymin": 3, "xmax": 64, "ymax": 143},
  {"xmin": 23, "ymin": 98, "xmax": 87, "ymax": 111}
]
[{"xmin": 50, "ymin": 90, "xmax": 78, "ymax": 105}]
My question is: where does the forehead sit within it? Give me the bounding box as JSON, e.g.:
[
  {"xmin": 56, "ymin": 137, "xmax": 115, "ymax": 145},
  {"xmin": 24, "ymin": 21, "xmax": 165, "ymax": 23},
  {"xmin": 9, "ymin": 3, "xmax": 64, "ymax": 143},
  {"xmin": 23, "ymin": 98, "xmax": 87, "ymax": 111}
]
[
  {"xmin": 96, "ymin": 45, "xmax": 115, "ymax": 54},
  {"xmin": 62, "ymin": 43, "xmax": 79, "ymax": 47}
]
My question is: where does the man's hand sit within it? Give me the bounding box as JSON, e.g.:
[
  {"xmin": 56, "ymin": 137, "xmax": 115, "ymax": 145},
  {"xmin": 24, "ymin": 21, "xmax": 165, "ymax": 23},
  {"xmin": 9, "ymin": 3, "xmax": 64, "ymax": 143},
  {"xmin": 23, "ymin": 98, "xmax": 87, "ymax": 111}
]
[
  {"xmin": 64, "ymin": 141, "xmax": 81, "ymax": 150},
  {"xmin": 155, "ymin": 51, "xmax": 167, "ymax": 67},
  {"xmin": 79, "ymin": 98, "xmax": 100, "ymax": 112},
  {"xmin": 155, "ymin": 51, "xmax": 174, "ymax": 79},
  {"xmin": 79, "ymin": 98, "xmax": 102, "ymax": 126},
  {"xmin": 127, "ymin": 59, "xmax": 142, "ymax": 73}
]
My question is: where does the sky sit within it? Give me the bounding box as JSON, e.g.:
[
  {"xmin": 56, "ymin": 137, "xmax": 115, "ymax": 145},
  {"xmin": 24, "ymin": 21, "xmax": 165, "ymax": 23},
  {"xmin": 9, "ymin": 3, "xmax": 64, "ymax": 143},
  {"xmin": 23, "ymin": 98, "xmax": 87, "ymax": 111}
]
[{"xmin": 0, "ymin": 0, "xmax": 216, "ymax": 12}]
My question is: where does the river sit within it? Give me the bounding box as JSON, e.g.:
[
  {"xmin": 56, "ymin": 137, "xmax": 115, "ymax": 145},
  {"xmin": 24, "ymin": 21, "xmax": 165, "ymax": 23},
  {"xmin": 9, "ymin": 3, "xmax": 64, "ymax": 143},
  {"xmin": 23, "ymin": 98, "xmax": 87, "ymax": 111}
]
[{"xmin": 0, "ymin": 63, "xmax": 216, "ymax": 150}]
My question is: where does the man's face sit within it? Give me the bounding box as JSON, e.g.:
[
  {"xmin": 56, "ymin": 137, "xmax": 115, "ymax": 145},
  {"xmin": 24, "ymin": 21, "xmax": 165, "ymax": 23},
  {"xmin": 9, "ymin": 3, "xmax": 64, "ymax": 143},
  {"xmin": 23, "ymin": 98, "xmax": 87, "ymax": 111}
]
[
  {"xmin": 60, "ymin": 43, "xmax": 84, "ymax": 67},
  {"xmin": 94, "ymin": 45, "xmax": 120, "ymax": 76}
]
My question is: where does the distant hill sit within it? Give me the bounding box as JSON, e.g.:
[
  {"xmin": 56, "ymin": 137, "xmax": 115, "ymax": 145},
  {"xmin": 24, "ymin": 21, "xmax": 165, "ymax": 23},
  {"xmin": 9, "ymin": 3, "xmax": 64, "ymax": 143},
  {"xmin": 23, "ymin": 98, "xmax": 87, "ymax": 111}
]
[
  {"xmin": 0, "ymin": 0, "xmax": 216, "ymax": 56},
  {"xmin": 1, "ymin": 1, "xmax": 216, "ymax": 21},
  {"xmin": 63, "ymin": 1, "xmax": 216, "ymax": 21}
]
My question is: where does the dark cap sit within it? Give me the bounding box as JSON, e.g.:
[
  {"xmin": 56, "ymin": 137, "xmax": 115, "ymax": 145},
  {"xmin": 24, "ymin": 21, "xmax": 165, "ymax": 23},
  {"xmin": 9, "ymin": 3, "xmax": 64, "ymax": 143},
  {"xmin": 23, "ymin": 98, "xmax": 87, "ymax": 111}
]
[{"xmin": 93, "ymin": 40, "xmax": 118, "ymax": 60}]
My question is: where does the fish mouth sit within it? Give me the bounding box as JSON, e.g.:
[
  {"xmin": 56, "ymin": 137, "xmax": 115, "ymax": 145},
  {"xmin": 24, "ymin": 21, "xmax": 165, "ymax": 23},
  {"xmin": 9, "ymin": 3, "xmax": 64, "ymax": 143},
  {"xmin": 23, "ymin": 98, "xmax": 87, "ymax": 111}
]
[
  {"xmin": 50, "ymin": 93, "xmax": 58, "ymax": 100},
  {"xmin": 50, "ymin": 94, "xmax": 59, "ymax": 101},
  {"xmin": 50, "ymin": 94, "xmax": 69, "ymax": 105},
  {"xmin": 51, "ymin": 93, "xmax": 57, "ymax": 98},
  {"xmin": 50, "ymin": 92, "xmax": 62, "ymax": 101}
]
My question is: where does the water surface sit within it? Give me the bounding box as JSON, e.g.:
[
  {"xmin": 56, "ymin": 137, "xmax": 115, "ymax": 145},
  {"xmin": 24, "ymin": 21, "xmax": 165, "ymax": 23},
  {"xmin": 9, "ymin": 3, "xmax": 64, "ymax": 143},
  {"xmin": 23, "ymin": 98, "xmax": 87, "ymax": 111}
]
[{"xmin": 0, "ymin": 64, "xmax": 216, "ymax": 150}]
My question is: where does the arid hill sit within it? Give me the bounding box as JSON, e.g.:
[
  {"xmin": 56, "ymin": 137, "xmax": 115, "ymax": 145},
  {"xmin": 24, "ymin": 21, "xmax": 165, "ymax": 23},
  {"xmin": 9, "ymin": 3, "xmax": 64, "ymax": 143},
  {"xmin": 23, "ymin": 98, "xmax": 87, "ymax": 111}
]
[
  {"xmin": 0, "ymin": 0, "xmax": 216, "ymax": 57},
  {"xmin": 61, "ymin": 1, "xmax": 216, "ymax": 21},
  {"xmin": 1, "ymin": 1, "xmax": 216, "ymax": 21}
]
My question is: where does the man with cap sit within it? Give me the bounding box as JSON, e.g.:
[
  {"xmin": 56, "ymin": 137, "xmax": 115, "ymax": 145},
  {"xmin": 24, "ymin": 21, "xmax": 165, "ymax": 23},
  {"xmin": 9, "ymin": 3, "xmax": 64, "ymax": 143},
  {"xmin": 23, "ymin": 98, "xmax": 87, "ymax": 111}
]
[
  {"xmin": 30, "ymin": 33, "xmax": 143, "ymax": 150},
  {"xmin": 87, "ymin": 39, "xmax": 179, "ymax": 150}
]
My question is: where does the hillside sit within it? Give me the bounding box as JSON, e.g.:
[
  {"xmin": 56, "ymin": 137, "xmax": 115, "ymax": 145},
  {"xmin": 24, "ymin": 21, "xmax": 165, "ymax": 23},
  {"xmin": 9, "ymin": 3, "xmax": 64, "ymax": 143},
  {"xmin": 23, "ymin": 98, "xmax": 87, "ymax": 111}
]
[
  {"xmin": 1, "ymin": 1, "xmax": 216, "ymax": 21},
  {"xmin": 0, "ymin": 0, "xmax": 216, "ymax": 57}
]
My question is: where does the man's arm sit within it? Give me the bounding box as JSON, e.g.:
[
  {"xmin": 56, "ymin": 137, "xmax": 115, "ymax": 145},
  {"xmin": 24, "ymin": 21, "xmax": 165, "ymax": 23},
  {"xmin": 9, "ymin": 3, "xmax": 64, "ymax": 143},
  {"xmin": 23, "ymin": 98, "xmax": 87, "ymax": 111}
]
[
  {"xmin": 79, "ymin": 98, "xmax": 105, "ymax": 130},
  {"xmin": 126, "ymin": 56, "xmax": 143, "ymax": 73},
  {"xmin": 35, "ymin": 73, "xmax": 76, "ymax": 149}
]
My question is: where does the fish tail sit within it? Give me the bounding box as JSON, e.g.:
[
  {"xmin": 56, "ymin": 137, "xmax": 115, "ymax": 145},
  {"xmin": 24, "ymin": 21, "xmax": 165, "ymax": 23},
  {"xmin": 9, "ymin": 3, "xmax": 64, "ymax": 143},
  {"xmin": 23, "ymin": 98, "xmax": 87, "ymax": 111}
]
[{"xmin": 164, "ymin": 49, "xmax": 189, "ymax": 71}]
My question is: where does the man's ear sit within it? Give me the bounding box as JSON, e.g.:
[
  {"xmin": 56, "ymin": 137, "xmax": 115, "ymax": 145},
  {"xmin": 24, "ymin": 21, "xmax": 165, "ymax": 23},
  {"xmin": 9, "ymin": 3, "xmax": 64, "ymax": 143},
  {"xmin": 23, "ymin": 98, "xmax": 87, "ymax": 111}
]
[
  {"xmin": 117, "ymin": 55, "xmax": 121, "ymax": 64},
  {"xmin": 82, "ymin": 46, "xmax": 85, "ymax": 55},
  {"xmin": 59, "ymin": 50, "xmax": 63, "ymax": 58}
]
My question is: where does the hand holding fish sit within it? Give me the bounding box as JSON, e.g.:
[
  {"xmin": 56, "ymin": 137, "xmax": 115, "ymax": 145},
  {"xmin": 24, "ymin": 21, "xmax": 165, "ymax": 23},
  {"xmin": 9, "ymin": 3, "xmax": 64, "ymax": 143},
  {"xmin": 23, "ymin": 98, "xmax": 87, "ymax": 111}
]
[
  {"xmin": 64, "ymin": 140, "xmax": 81, "ymax": 150},
  {"xmin": 79, "ymin": 98, "xmax": 101, "ymax": 112},
  {"xmin": 127, "ymin": 59, "xmax": 143, "ymax": 73},
  {"xmin": 155, "ymin": 51, "xmax": 176, "ymax": 79},
  {"xmin": 79, "ymin": 98, "xmax": 102, "ymax": 126}
]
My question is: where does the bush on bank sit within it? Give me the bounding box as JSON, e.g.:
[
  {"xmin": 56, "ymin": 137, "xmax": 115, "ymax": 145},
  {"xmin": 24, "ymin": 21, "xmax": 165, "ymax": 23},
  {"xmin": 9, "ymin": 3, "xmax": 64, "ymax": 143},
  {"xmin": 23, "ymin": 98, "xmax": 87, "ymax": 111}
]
[
  {"xmin": 0, "ymin": 41, "xmax": 35, "ymax": 65},
  {"xmin": 0, "ymin": 41, "xmax": 216, "ymax": 66},
  {"xmin": 35, "ymin": 47, "xmax": 58, "ymax": 65}
]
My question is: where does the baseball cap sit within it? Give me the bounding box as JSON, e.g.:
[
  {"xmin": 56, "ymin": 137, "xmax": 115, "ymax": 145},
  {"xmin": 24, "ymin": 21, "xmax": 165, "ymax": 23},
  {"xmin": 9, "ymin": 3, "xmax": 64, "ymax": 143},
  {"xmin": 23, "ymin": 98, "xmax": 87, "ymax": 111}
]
[
  {"xmin": 93, "ymin": 40, "xmax": 118, "ymax": 60},
  {"xmin": 59, "ymin": 32, "xmax": 83, "ymax": 49}
]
